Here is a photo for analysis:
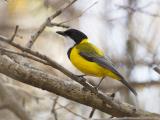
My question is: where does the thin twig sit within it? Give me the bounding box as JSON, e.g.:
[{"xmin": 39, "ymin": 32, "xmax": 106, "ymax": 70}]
[
  {"xmin": 47, "ymin": 1, "xmax": 98, "ymax": 28},
  {"xmin": 89, "ymin": 108, "xmax": 96, "ymax": 118},
  {"xmin": 57, "ymin": 102, "xmax": 87, "ymax": 120},
  {"xmin": 47, "ymin": 22, "xmax": 70, "ymax": 28},
  {"xmin": 59, "ymin": 1, "xmax": 98, "ymax": 24},
  {"xmin": 153, "ymin": 66, "xmax": 160, "ymax": 75},
  {"xmin": 0, "ymin": 47, "xmax": 49, "ymax": 65},
  {"xmin": 10, "ymin": 25, "xmax": 19, "ymax": 42},
  {"xmin": 26, "ymin": 0, "xmax": 77, "ymax": 49},
  {"xmin": 51, "ymin": 96, "xmax": 59, "ymax": 120},
  {"xmin": 117, "ymin": 5, "xmax": 160, "ymax": 18},
  {"xmin": 55, "ymin": 103, "xmax": 71, "ymax": 110}
]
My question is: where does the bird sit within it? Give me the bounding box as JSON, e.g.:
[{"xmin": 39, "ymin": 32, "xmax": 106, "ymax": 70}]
[{"xmin": 56, "ymin": 29, "xmax": 137, "ymax": 96}]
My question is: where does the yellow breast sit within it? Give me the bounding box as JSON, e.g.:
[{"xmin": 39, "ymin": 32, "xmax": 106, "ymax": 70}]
[
  {"xmin": 70, "ymin": 47, "xmax": 102, "ymax": 76},
  {"xmin": 69, "ymin": 40, "xmax": 119, "ymax": 79}
]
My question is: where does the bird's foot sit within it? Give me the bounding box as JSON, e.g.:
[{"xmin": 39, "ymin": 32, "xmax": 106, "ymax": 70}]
[
  {"xmin": 76, "ymin": 74, "xmax": 87, "ymax": 83},
  {"xmin": 77, "ymin": 75, "xmax": 88, "ymax": 91},
  {"xmin": 76, "ymin": 74, "xmax": 86, "ymax": 78}
]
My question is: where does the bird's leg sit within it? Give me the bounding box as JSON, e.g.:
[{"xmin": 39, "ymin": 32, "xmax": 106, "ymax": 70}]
[{"xmin": 94, "ymin": 77, "xmax": 105, "ymax": 91}]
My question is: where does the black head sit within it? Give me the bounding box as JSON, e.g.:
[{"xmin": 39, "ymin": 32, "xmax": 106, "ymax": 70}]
[{"xmin": 56, "ymin": 29, "xmax": 88, "ymax": 44}]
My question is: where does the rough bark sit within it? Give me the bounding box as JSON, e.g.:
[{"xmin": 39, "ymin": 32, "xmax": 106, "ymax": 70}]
[{"xmin": 0, "ymin": 54, "xmax": 159, "ymax": 118}]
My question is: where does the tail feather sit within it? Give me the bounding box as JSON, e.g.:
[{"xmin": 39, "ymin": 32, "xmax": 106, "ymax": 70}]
[
  {"xmin": 113, "ymin": 70, "xmax": 137, "ymax": 96},
  {"xmin": 120, "ymin": 79, "xmax": 137, "ymax": 96}
]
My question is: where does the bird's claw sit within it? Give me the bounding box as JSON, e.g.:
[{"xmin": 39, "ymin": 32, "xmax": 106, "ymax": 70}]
[
  {"xmin": 76, "ymin": 74, "xmax": 87, "ymax": 82},
  {"xmin": 77, "ymin": 74, "xmax": 86, "ymax": 78}
]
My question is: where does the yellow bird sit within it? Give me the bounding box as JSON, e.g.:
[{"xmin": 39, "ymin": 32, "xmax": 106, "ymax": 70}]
[
  {"xmin": 56, "ymin": 29, "xmax": 137, "ymax": 96},
  {"xmin": 8, "ymin": 0, "xmax": 27, "ymax": 14}
]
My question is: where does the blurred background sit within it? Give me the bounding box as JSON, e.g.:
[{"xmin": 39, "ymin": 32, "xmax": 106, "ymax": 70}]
[{"xmin": 0, "ymin": 0, "xmax": 160, "ymax": 119}]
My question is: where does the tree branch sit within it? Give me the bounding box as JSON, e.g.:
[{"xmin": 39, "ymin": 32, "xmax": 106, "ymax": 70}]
[
  {"xmin": 0, "ymin": 53, "xmax": 159, "ymax": 117},
  {"xmin": 47, "ymin": 22, "xmax": 69, "ymax": 28},
  {"xmin": 153, "ymin": 66, "xmax": 160, "ymax": 75},
  {"xmin": 0, "ymin": 34, "xmax": 143, "ymax": 117},
  {"xmin": 51, "ymin": 96, "xmax": 59, "ymax": 120},
  {"xmin": 56, "ymin": 102, "xmax": 87, "ymax": 120},
  {"xmin": 117, "ymin": 4, "xmax": 160, "ymax": 18},
  {"xmin": 26, "ymin": 0, "xmax": 77, "ymax": 48}
]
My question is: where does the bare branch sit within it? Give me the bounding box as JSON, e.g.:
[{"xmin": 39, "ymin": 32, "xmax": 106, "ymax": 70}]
[
  {"xmin": 47, "ymin": 22, "xmax": 70, "ymax": 28},
  {"xmin": 55, "ymin": 103, "xmax": 71, "ymax": 110},
  {"xmin": 0, "ymin": 47, "xmax": 49, "ymax": 65},
  {"xmin": 10, "ymin": 25, "xmax": 19, "ymax": 42},
  {"xmin": 51, "ymin": 96, "xmax": 59, "ymax": 120},
  {"xmin": 89, "ymin": 108, "xmax": 96, "ymax": 118},
  {"xmin": 0, "ymin": 31, "xmax": 160, "ymax": 116},
  {"xmin": 0, "ymin": 38, "xmax": 160, "ymax": 117},
  {"xmin": 26, "ymin": 0, "xmax": 77, "ymax": 49},
  {"xmin": 56, "ymin": 102, "xmax": 88, "ymax": 120},
  {"xmin": 153, "ymin": 66, "xmax": 160, "ymax": 75},
  {"xmin": 117, "ymin": 5, "xmax": 160, "ymax": 18},
  {"xmin": 59, "ymin": 1, "xmax": 98, "ymax": 24}
]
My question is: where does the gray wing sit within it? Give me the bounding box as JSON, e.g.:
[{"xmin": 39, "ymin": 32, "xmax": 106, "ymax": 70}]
[
  {"xmin": 79, "ymin": 51, "xmax": 124, "ymax": 80},
  {"xmin": 79, "ymin": 50, "xmax": 137, "ymax": 96}
]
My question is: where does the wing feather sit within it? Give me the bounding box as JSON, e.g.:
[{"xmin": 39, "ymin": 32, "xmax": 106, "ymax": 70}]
[
  {"xmin": 77, "ymin": 43, "xmax": 122, "ymax": 78},
  {"xmin": 77, "ymin": 43, "xmax": 137, "ymax": 96}
]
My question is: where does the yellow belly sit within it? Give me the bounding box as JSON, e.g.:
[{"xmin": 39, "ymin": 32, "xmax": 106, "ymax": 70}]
[{"xmin": 70, "ymin": 47, "xmax": 120, "ymax": 79}]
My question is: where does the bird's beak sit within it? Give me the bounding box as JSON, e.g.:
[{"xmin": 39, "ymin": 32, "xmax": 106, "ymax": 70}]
[{"xmin": 56, "ymin": 31, "xmax": 66, "ymax": 36}]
